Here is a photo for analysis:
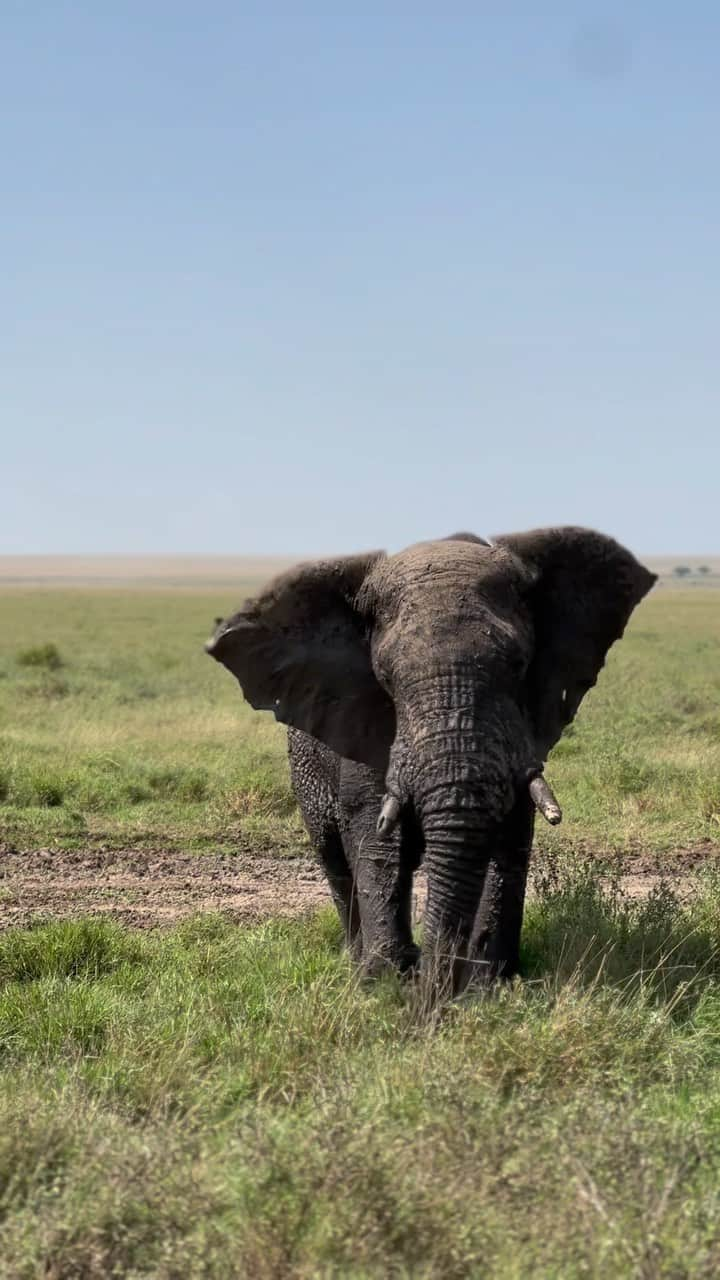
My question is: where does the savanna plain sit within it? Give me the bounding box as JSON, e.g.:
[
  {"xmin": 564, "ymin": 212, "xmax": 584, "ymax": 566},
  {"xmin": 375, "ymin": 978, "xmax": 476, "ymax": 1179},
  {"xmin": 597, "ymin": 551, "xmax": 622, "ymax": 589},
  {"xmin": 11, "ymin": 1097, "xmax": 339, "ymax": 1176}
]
[{"xmin": 1, "ymin": 561, "xmax": 720, "ymax": 1277}]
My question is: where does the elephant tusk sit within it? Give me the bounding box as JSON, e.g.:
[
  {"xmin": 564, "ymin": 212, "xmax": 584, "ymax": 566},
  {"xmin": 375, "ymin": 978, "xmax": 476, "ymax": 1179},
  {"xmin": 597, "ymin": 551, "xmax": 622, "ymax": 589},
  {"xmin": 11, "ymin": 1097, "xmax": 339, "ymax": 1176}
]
[
  {"xmin": 376, "ymin": 794, "xmax": 401, "ymax": 839},
  {"xmin": 528, "ymin": 773, "xmax": 562, "ymax": 826}
]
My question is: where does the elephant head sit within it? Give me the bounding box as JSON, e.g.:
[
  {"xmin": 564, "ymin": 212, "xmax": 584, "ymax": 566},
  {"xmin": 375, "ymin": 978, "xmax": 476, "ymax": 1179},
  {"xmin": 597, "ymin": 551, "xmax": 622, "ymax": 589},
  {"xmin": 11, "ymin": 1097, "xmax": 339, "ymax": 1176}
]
[{"xmin": 207, "ymin": 528, "xmax": 655, "ymax": 982}]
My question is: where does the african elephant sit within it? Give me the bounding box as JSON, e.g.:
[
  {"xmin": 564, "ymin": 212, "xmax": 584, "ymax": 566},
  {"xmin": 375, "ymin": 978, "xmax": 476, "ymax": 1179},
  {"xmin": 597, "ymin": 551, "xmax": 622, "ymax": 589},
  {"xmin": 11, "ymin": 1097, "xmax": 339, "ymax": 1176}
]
[{"xmin": 207, "ymin": 528, "xmax": 655, "ymax": 994}]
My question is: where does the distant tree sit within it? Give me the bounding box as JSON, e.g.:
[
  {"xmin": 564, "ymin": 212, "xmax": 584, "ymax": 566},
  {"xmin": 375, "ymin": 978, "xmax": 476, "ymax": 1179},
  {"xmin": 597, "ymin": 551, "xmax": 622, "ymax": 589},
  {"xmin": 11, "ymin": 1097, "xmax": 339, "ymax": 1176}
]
[
  {"xmin": 673, "ymin": 566, "xmax": 692, "ymax": 578},
  {"xmin": 698, "ymin": 565, "xmax": 711, "ymax": 575}
]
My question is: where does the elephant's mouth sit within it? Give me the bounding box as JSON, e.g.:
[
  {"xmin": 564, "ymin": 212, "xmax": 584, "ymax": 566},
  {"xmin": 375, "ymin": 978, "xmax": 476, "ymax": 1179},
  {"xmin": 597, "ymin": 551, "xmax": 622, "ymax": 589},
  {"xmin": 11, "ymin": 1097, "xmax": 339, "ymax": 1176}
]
[{"xmin": 376, "ymin": 765, "xmax": 562, "ymax": 839}]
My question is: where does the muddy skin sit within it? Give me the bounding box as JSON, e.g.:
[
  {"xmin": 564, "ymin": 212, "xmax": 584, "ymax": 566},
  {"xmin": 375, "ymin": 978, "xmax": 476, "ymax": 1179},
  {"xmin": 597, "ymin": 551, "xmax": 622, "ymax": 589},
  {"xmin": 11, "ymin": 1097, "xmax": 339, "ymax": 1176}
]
[
  {"xmin": 289, "ymin": 731, "xmax": 420, "ymax": 975},
  {"xmin": 208, "ymin": 527, "xmax": 656, "ymax": 995}
]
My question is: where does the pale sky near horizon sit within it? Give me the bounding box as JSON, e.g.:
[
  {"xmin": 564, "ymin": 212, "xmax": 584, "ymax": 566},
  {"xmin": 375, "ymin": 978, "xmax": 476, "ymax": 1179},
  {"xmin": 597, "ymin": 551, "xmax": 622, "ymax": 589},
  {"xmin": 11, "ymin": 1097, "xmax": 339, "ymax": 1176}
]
[{"xmin": 2, "ymin": 3, "xmax": 719, "ymax": 557}]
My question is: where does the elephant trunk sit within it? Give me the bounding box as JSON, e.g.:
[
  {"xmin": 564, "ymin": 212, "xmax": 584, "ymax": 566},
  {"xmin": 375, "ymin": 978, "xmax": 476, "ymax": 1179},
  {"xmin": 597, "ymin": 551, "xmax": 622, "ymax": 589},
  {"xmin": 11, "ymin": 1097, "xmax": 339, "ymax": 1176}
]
[
  {"xmin": 422, "ymin": 813, "xmax": 493, "ymax": 994},
  {"xmin": 381, "ymin": 682, "xmax": 537, "ymax": 992},
  {"xmin": 410, "ymin": 733, "xmax": 521, "ymax": 995}
]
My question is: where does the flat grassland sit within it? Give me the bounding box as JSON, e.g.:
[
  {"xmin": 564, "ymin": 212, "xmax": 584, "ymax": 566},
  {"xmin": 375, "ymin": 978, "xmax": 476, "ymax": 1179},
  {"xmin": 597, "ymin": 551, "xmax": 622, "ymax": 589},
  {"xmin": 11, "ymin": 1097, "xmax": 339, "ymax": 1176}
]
[
  {"xmin": 0, "ymin": 578, "xmax": 301, "ymax": 858},
  {"xmin": 1, "ymin": 581, "xmax": 718, "ymax": 858},
  {"xmin": 1, "ymin": 573, "xmax": 720, "ymax": 1276}
]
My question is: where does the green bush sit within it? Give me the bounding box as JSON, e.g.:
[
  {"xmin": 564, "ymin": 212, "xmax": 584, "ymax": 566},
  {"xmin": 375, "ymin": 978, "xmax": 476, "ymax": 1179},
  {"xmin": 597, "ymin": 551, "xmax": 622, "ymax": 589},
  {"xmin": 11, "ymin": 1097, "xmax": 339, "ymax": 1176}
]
[
  {"xmin": 31, "ymin": 769, "xmax": 66, "ymax": 808},
  {"xmin": 146, "ymin": 766, "xmax": 209, "ymax": 803},
  {"xmin": 16, "ymin": 642, "xmax": 64, "ymax": 671},
  {"xmin": 0, "ymin": 918, "xmax": 145, "ymax": 984}
]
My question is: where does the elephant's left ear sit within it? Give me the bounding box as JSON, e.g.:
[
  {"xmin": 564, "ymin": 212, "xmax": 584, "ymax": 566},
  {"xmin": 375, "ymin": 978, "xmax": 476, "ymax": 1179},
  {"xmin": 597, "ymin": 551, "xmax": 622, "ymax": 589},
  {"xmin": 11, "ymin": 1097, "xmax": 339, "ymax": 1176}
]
[
  {"xmin": 496, "ymin": 527, "xmax": 657, "ymax": 757},
  {"xmin": 205, "ymin": 552, "xmax": 395, "ymax": 772}
]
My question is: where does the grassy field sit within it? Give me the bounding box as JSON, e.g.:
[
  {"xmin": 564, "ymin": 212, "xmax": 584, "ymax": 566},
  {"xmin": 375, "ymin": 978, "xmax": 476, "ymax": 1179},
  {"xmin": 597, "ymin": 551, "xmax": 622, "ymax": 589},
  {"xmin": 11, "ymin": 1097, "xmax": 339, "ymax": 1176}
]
[
  {"xmin": 1, "ymin": 579, "xmax": 720, "ymax": 1275},
  {"xmin": 2, "ymin": 870, "xmax": 720, "ymax": 1275},
  {"xmin": 0, "ymin": 583, "xmax": 301, "ymax": 854},
  {"xmin": 0, "ymin": 584, "xmax": 718, "ymax": 855}
]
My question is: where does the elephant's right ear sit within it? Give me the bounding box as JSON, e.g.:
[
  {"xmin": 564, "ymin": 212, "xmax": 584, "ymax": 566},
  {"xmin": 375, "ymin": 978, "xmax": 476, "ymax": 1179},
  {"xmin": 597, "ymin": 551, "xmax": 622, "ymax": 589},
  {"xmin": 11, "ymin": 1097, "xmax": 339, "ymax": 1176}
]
[{"xmin": 206, "ymin": 553, "xmax": 395, "ymax": 772}]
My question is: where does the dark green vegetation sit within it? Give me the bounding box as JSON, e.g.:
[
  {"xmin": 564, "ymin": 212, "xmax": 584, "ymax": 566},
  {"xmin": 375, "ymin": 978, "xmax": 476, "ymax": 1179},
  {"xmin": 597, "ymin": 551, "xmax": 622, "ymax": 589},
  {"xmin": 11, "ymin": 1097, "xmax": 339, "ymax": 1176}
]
[
  {"xmin": 2, "ymin": 869, "xmax": 720, "ymax": 1276},
  {"xmin": 0, "ymin": 586, "xmax": 718, "ymax": 854}
]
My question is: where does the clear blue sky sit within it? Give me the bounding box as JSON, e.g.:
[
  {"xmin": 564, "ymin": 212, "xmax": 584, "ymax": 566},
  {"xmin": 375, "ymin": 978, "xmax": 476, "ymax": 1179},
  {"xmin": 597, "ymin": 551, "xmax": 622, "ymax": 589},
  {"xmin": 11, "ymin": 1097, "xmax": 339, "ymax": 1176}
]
[{"xmin": 2, "ymin": 2, "xmax": 718, "ymax": 555}]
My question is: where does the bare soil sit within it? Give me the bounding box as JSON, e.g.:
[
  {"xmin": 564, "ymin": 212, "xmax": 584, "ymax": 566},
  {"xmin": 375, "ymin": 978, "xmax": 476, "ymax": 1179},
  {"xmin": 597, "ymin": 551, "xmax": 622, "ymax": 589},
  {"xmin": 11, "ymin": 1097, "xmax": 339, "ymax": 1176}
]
[
  {"xmin": 0, "ymin": 844, "xmax": 717, "ymax": 931},
  {"xmin": 0, "ymin": 846, "xmax": 329, "ymax": 930},
  {"xmin": 0, "ymin": 555, "xmax": 297, "ymax": 589}
]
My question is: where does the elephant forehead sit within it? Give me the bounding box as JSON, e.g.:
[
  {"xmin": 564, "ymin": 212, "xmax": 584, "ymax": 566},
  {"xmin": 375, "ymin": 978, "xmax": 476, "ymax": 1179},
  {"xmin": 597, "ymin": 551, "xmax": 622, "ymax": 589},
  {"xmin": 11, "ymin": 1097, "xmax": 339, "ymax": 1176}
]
[
  {"xmin": 373, "ymin": 599, "xmax": 533, "ymax": 675},
  {"xmin": 370, "ymin": 540, "xmax": 532, "ymax": 619},
  {"xmin": 385, "ymin": 539, "xmax": 493, "ymax": 578}
]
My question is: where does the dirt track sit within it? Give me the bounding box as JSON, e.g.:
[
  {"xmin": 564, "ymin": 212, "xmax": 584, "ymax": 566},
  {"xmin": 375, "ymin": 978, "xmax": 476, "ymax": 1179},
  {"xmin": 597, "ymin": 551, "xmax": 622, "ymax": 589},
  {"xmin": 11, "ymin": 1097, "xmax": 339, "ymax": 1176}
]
[
  {"xmin": 0, "ymin": 847, "xmax": 330, "ymax": 930},
  {"xmin": 0, "ymin": 844, "xmax": 717, "ymax": 931}
]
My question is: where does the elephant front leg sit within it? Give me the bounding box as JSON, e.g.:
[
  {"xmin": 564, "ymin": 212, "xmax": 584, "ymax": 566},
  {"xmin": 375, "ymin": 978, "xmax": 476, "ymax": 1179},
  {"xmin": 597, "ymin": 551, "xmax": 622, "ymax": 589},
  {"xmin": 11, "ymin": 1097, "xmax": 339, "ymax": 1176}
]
[
  {"xmin": 317, "ymin": 831, "xmax": 362, "ymax": 961},
  {"xmin": 471, "ymin": 794, "xmax": 535, "ymax": 983},
  {"xmin": 287, "ymin": 732, "xmax": 361, "ymax": 957},
  {"xmin": 353, "ymin": 828, "xmax": 418, "ymax": 977},
  {"xmin": 339, "ymin": 765, "xmax": 418, "ymax": 977}
]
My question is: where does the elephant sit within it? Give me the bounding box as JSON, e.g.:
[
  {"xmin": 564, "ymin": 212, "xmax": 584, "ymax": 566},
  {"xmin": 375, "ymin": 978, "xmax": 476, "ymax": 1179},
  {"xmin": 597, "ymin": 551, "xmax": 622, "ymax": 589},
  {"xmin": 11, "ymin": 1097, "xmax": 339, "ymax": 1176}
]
[{"xmin": 206, "ymin": 527, "xmax": 655, "ymax": 994}]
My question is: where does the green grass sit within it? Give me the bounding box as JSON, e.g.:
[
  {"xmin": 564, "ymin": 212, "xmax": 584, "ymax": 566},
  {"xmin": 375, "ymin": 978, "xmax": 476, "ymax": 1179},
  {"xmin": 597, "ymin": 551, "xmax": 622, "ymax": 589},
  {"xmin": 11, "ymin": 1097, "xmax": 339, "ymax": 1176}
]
[
  {"xmin": 1, "ymin": 865, "xmax": 720, "ymax": 1276},
  {"xmin": 537, "ymin": 589, "xmax": 720, "ymax": 855},
  {"xmin": 0, "ymin": 585, "xmax": 301, "ymax": 853},
  {"xmin": 0, "ymin": 586, "xmax": 718, "ymax": 854},
  {"xmin": 2, "ymin": 585, "xmax": 720, "ymax": 1274}
]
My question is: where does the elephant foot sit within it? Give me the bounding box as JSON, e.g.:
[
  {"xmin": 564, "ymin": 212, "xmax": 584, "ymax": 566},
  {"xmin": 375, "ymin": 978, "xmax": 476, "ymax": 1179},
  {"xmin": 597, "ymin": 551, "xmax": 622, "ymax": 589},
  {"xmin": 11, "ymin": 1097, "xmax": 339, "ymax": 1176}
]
[
  {"xmin": 414, "ymin": 947, "xmax": 519, "ymax": 1004},
  {"xmin": 398, "ymin": 942, "xmax": 421, "ymax": 975},
  {"xmin": 359, "ymin": 941, "xmax": 420, "ymax": 981},
  {"xmin": 463, "ymin": 964, "xmax": 518, "ymax": 997},
  {"xmin": 470, "ymin": 944, "xmax": 522, "ymax": 988},
  {"xmin": 345, "ymin": 932, "xmax": 364, "ymax": 966}
]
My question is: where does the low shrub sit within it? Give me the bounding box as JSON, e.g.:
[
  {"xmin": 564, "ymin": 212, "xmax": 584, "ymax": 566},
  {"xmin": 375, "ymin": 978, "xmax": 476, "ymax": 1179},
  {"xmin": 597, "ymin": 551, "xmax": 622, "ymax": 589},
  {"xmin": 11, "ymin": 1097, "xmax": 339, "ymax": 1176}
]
[{"xmin": 16, "ymin": 643, "xmax": 64, "ymax": 671}]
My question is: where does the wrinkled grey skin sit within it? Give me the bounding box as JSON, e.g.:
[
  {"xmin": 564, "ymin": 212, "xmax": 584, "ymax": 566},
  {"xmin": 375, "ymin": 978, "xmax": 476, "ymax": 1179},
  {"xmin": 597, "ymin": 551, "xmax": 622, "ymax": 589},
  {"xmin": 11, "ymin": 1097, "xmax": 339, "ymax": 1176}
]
[{"xmin": 207, "ymin": 528, "xmax": 655, "ymax": 993}]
